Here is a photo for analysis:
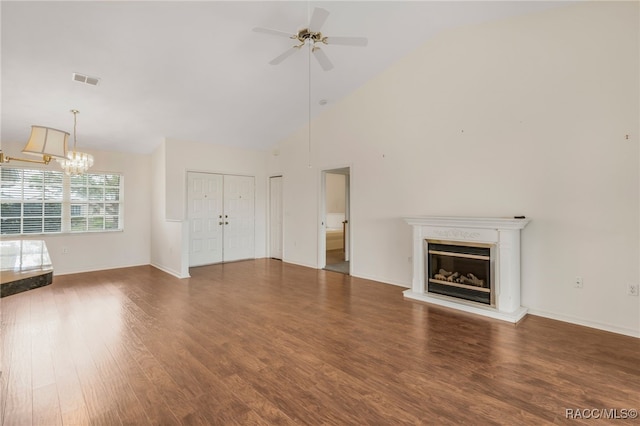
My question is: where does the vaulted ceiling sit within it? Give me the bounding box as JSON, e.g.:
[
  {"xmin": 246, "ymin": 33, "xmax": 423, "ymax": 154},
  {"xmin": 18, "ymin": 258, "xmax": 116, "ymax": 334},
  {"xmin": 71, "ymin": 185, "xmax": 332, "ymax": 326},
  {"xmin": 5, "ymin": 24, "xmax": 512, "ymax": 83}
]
[{"xmin": 1, "ymin": 1, "xmax": 567, "ymax": 154}]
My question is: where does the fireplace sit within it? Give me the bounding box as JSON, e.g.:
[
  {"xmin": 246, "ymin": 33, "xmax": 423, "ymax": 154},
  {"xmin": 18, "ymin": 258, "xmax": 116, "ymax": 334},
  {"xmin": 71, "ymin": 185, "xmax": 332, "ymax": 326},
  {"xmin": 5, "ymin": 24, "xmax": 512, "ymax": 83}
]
[
  {"xmin": 403, "ymin": 216, "xmax": 529, "ymax": 323},
  {"xmin": 426, "ymin": 240, "xmax": 494, "ymax": 305}
]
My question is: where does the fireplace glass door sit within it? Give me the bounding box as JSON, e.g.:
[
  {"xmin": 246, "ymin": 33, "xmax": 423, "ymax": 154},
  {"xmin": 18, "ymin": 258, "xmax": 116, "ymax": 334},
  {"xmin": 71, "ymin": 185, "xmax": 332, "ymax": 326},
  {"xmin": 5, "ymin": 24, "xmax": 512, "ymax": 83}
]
[{"xmin": 426, "ymin": 240, "xmax": 493, "ymax": 305}]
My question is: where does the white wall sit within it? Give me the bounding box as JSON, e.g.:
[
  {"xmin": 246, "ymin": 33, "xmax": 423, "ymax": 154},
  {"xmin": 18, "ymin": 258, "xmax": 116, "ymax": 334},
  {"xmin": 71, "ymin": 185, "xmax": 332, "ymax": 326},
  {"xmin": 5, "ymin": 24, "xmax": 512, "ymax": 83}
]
[
  {"xmin": 270, "ymin": 2, "xmax": 640, "ymax": 336},
  {"xmin": 150, "ymin": 141, "xmax": 187, "ymax": 277},
  {"xmin": 269, "ymin": 138, "xmax": 320, "ymax": 268},
  {"xmin": 1, "ymin": 141, "xmax": 151, "ymax": 275}
]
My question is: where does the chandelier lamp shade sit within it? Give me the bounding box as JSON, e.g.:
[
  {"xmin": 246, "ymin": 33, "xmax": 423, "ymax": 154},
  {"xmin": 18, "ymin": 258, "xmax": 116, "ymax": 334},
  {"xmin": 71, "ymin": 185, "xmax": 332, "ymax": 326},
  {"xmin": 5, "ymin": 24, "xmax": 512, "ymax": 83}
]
[
  {"xmin": 57, "ymin": 109, "xmax": 94, "ymax": 176},
  {"xmin": 0, "ymin": 126, "xmax": 69, "ymax": 165}
]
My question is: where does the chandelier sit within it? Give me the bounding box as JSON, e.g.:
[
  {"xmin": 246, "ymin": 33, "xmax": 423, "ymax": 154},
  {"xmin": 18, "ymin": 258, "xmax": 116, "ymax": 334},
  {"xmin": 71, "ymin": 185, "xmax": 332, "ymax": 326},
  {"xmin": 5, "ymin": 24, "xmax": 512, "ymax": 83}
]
[{"xmin": 57, "ymin": 109, "xmax": 93, "ymax": 176}]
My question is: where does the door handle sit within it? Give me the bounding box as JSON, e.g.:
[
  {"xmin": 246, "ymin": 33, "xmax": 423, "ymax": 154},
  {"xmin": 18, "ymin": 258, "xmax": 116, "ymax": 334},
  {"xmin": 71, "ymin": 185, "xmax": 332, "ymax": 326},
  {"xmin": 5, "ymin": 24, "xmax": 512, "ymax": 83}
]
[
  {"xmin": 219, "ymin": 222, "xmax": 223, "ymax": 225},
  {"xmin": 225, "ymin": 221, "xmax": 229, "ymax": 225}
]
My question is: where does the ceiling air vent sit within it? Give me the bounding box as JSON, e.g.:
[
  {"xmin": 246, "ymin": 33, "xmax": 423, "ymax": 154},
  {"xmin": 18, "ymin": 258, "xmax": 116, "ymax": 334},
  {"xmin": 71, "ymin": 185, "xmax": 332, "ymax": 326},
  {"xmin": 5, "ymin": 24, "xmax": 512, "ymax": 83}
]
[{"xmin": 72, "ymin": 72, "xmax": 100, "ymax": 86}]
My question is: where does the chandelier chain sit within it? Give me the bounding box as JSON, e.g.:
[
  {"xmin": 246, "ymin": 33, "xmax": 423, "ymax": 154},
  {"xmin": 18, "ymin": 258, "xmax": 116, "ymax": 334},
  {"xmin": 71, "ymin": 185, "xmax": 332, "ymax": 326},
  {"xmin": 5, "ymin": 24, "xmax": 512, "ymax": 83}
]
[{"xmin": 72, "ymin": 110, "xmax": 78, "ymax": 152}]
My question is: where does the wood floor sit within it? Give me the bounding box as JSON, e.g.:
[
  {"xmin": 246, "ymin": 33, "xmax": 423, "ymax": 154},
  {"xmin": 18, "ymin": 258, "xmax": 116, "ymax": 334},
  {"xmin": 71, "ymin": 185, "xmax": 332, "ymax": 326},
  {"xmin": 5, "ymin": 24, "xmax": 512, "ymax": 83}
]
[{"xmin": 1, "ymin": 259, "xmax": 638, "ymax": 425}]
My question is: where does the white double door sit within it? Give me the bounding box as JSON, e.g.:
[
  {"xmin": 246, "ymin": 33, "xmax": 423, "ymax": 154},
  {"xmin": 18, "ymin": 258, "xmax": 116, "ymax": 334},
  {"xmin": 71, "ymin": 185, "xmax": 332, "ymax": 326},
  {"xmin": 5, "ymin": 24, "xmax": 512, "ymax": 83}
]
[{"xmin": 188, "ymin": 172, "xmax": 255, "ymax": 266}]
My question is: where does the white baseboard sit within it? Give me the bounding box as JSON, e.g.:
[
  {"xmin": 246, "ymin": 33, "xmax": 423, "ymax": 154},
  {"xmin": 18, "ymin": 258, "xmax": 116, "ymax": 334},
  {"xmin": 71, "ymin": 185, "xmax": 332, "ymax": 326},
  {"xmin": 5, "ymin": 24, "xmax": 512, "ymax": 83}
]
[
  {"xmin": 150, "ymin": 263, "xmax": 190, "ymax": 279},
  {"xmin": 53, "ymin": 262, "xmax": 150, "ymax": 277},
  {"xmin": 351, "ymin": 272, "xmax": 410, "ymax": 288},
  {"xmin": 526, "ymin": 309, "xmax": 639, "ymax": 338},
  {"xmin": 282, "ymin": 259, "xmax": 317, "ymax": 269}
]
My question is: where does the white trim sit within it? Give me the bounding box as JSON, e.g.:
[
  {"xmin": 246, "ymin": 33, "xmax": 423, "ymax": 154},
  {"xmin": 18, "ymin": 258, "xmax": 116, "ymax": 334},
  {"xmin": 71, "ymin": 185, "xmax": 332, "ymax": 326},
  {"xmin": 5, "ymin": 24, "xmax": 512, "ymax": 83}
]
[
  {"xmin": 0, "ymin": 166, "xmax": 123, "ymax": 235},
  {"xmin": 404, "ymin": 216, "xmax": 530, "ymax": 230},
  {"xmin": 319, "ymin": 164, "xmax": 353, "ymax": 273},
  {"xmin": 527, "ymin": 309, "xmax": 640, "ymax": 338},
  {"xmin": 404, "ymin": 290, "xmax": 528, "ymax": 323},
  {"xmin": 352, "ymin": 272, "xmax": 409, "ymax": 288},
  {"xmin": 282, "ymin": 259, "xmax": 317, "ymax": 269},
  {"xmin": 268, "ymin": 175, "xmax": 284, "ymax": 260},
  {"xmin": 54, "ymin": 262, "xmax": 151, "ymax": 276},
  {"xmin": 150, "ymin": 262, "xmax": 191, "ymax": 279}
]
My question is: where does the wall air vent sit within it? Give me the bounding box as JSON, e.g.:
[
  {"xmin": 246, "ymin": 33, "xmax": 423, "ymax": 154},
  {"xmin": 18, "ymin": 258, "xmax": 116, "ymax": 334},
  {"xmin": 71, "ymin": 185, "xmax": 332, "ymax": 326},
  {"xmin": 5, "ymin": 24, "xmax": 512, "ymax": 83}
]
[{"xmin": 72, "ymin": 72, "xmax": 100, "ymax": 86}]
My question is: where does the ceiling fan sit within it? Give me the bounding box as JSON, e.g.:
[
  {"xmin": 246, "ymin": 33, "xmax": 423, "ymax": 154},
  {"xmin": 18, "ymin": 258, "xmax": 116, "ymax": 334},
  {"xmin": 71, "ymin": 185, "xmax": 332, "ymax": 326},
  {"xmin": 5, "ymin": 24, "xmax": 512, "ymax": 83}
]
[{"xmin": 253, "ymin": 7, "xmax": 368, "ymax": 71}]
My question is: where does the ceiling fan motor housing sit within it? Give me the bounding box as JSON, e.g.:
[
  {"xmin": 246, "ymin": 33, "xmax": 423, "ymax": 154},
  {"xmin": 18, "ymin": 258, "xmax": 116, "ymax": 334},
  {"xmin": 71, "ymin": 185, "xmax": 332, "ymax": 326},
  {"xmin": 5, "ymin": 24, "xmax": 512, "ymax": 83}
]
[{"xmin": 296, "ymin": 28, "xmax": 325, "ymax": 44}]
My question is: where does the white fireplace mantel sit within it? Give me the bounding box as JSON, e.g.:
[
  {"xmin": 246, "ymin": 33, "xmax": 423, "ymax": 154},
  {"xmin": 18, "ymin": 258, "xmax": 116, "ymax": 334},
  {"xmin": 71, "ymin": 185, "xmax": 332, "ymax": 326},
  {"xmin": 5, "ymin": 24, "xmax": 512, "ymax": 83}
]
[{"xmin": 404, "ymin": 216, "xmax": 530, "ymax": 323}]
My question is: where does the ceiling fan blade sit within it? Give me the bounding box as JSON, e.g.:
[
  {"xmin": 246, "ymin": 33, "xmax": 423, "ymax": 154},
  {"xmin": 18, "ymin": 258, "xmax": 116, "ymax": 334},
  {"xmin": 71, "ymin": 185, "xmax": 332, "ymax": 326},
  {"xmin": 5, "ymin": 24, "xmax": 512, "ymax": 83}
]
[
  {"xmin": 269, "ymin": 47, "xmax": 300, "ymax": 65},
  {"xmin": 309, "ymin": 7, "xmax": 330, "ymax": 32},
  {"xmin": 324, "ymin": 36, "xmax": 368, "ymax": 47},
  {"xmin": 312, "ymin": 47, "xmax": 334, "ymax": 71},
  {"xmin": 253, "ymin": 27, "xmax": 294, "ymax": 38}
]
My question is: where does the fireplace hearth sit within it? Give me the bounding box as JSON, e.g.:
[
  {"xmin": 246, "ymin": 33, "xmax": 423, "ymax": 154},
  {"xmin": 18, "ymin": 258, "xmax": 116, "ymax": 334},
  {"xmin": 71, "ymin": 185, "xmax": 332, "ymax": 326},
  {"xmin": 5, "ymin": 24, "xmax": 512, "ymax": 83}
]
[{"xmin": 404, "ymin": 216, "xmax": 530, "ymax": 323}]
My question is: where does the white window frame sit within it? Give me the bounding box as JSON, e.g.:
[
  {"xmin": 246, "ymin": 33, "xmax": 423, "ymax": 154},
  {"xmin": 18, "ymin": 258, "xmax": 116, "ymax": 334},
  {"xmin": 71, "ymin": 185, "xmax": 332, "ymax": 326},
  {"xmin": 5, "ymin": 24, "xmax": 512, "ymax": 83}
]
[{"xmin": 0, "ymin": 166, "xmax": 124, "ymax": 236}]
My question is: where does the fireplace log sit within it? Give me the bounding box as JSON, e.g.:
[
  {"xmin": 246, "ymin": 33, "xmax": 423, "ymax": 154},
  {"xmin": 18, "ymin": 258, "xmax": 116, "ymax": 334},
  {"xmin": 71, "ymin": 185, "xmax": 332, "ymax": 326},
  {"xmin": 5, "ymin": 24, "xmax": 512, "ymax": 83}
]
[
  {"xmin": 447, "ymin": 272, "xmax": 459, "ymax": 282},
  {"xmin": 460, "ymin": 273, "xmax": 484, "ymax": 287}
]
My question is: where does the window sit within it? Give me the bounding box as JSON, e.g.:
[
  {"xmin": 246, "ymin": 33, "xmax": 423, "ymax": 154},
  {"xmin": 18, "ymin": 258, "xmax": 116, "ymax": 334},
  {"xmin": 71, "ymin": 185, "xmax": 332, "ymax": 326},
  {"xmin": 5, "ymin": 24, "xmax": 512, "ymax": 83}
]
[
  {"xmin": 70, "ymin": 173, "xmax": 122, "ymax": 232},
  {"xmin": 0, "ymin": 167, "xmax": 123, "ymax": 235}
]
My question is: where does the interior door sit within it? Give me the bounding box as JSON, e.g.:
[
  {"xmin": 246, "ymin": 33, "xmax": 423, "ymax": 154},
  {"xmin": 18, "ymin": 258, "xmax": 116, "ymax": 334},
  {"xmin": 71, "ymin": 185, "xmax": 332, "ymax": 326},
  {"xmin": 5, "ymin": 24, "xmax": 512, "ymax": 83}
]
[
  {"xmin": 269, "ymin": 176, "xmax": 283, "ymax": 259},
  {"xmin": 223, "ymin": 175, "xmax": 255, "ymax": 262},
  {"xmin": 188, "ymin": 172, "xmax": 223, "ymax": 266}
]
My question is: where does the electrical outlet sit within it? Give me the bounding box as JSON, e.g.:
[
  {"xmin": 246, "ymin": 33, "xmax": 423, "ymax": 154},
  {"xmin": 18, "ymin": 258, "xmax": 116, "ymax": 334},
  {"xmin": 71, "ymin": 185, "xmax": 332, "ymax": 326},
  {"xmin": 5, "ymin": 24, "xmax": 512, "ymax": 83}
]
[
  {"xmin": 628, "ymin": 284, "xmax": 639, "ymax": 296},
  {"xmin": 574, "ymin": 277, "xmax": 583, "ymax": 288},
  {"xmin": 61, "ymin": 247, "xmax": 69, "ymax": 254},
  {"xmin": 408, "ymin": 256, "xmax": 412, "ymax": 263}
]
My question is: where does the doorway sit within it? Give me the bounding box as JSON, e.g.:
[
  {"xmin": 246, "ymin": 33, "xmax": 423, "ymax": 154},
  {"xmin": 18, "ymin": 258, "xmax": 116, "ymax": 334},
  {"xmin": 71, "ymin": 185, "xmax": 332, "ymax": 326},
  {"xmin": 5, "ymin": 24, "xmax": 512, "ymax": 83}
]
[
  {"xmin": 269, "ymin": 176, "xmax": 283, "ymax": 260},
  {"xmin": 321, "ymin": 167, "xmax": 350, "ymax": 274},
  {"xmin": 187, "ymin": 172, "xmax": 255, "ymax": 266}
]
